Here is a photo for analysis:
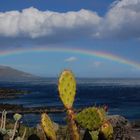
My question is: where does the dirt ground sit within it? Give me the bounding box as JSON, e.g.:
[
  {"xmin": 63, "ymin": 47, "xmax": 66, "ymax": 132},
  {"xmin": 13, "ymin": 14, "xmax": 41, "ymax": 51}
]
[{"xmin": 131, "ymin": 128, "xmax": 140, "ymax": 140}]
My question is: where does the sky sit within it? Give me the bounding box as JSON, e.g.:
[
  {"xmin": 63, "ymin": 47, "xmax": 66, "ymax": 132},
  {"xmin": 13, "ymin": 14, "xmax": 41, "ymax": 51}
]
[{"xmin": 0, "ymin": 0, "xmax": 140, "ymax": 77}]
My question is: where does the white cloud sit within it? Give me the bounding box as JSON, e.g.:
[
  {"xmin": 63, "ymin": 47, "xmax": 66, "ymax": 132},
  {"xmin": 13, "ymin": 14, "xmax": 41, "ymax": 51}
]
[
  {"xmin": 94, "ymin": 61, "xmax": 102, "ymax": 67},
  {"xmin": 91, "ymin": 61, "xmax": 102, "ymax": 68},
  {"xmin": 65, "ymin": 57, "xmax": 77, "ymax": 62},
  {"xmin": 0, "ymin": 7, "xmax": 100, "ymax": 38},
  {"xmin": 100, "ymin": 0, "xmax": 140, "ymax": 39},
  {"xmin": 0, "ymin": 0, "xmax": 140, "ymax": 48}
]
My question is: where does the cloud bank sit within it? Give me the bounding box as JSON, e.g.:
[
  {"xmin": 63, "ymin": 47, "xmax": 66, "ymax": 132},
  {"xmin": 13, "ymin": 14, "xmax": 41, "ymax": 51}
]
[
  {"xmin": 0, "ymin": 0, "xmax": 140, "ymax": 48},
  {"xmin": 100, "ymin": 0, "xmax": 140, "ymax": 39},
  {"xmin": 0, "ymin": 8, "xmax": 100, "ymax": 39}
]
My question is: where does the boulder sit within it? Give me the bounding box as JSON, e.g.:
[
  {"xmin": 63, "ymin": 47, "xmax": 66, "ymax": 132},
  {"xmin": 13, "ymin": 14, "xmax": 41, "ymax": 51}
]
[{"xmin": 108, "ymin": 115, "xmax": 134, "ymax": 140}]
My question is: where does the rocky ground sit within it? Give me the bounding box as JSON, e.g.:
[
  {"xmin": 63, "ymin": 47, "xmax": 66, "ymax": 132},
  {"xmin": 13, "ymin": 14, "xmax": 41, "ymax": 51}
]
[
  {"xmin": 108, "ymin": 115, "xmax": 140, "ymax": 140},
  {"xmin": 131, "ymin": 120, "xmax": 140, "ymax": 140}
]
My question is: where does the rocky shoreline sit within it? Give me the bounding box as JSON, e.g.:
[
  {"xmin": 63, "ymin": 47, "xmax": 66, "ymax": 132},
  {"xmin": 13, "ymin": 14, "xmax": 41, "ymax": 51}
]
[
  {"xmin": 0, "ymin": 101, "xmax": 90, "ymax": 115},
  {"xmin": 0, "ymin": 88, "xmax": 29, "ymax": 99},
  {"xmin": 0, "ymin": 103, "xmax": 66, "ymax": 114}
]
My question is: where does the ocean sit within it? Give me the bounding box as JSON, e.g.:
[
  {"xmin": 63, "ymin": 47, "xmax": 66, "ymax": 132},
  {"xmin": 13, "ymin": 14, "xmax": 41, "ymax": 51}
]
[{"xmin": 0, "ymin": 78, "xmax": 140, "ymax": 127}]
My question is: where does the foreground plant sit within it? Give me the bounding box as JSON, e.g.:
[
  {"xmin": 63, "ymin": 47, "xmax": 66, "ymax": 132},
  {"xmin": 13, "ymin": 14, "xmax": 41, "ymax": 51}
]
[
  {"xmin": 41, "ymin": 113, "xmax": 57, "ymax": 140},
  {"xmin": 10, "ymin": 113, "xmax": 22, "ymax": 140},
  {"xmin": 100, "ymin": 121, "xmax": 113, "ymax": 140},
  {"xmin": 0, "ymin": 110, "xmax": 7, "ymax": 135},
  {"xmin": 76, "ymin": 107, "xmax": 113, "ymax": 140},
  {"xmin": 14, "ymin": 128, "xmax": 27, "ymax": 140},
  {"xmin": 58, "ymin": 70, "xmax": 80, "ymax": 140}
]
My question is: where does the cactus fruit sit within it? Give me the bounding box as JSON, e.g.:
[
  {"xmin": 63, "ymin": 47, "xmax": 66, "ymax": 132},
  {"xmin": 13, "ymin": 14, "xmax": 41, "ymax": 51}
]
[
  {"xmin": 58, "ymin": 70, "xmax": 80, "ymax": 140},
  {"xmin": 41, "ymin": 113, "xmax": 57, "ymax": 140},
  {"xmin": 76, "ymin": 107, "xmax": 106, "ymax": 131},
  {"xmin": 100, "ymin": 121, "xmax": 113, "ymax": 140},
  {"xmin": 58, "ymin": 70, "xmax": 76, "ymax": 109}
]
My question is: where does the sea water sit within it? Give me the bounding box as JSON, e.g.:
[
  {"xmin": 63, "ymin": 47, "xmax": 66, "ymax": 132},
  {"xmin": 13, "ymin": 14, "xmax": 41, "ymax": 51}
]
[{"xmin": 0, "ymin": 78, "xmax": 140, "ymax": 126}]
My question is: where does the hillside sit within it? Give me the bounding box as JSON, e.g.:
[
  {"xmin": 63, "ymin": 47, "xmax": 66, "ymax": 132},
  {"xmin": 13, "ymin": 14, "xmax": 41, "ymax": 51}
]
[{"xmin": 0, "ymin": 65, "xmax": 38, "ymax": 81}]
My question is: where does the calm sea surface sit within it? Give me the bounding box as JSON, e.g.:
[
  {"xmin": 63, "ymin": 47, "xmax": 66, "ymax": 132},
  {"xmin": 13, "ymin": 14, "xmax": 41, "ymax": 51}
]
[{"xmin": 0, "ymin": 78, "xmax": 140, "ymax": 126}]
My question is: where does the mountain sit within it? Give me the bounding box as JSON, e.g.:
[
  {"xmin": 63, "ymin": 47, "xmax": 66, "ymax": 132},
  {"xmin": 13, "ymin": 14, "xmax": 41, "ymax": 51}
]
[{"xmin": 0, "ymin": 65, "xmax": 38, "ymax": 81}]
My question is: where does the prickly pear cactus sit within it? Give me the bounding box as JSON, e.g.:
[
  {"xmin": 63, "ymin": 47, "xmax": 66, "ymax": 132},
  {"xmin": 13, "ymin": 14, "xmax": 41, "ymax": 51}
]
[
  {"xmin": 97, "ymin": 107, "xmax": 106, "ymax": 122},
  {"xmin": 58, "ymin": 70, "xmax": 80, "ymax": 140},
  {"xmin": 41, "ymin": 113, "xmax": 56, "ymax": 140},
  {"xmin": 58, "ymin": 70, "xmax": 76, "ymax": 109},
  {"xmin": 100, "ymin": 121, "xmax": 113, "ymax": 140},
  {"xmin": 67, "ymin": 109, "xmax": 80, "ymax": 140},
  {"xmin": 76, "ymin": 107, "xmax": 106, "ymax": 130}
]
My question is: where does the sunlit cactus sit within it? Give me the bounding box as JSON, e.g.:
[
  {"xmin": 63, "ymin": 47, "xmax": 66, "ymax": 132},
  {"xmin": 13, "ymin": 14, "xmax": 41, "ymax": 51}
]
[
  {"xmin": 58, "ymin": 70, "xmax": 76, "ymax": 109},
  {"xmin": 76, "ymin": 107, "xmax": 106, "ymax": 131},
  {"xmin": 100, "ymin": 121, "xmax": 113, "ymax": 140},
  {"xmin": 41, "ymin": 113, "xmax": 57, "ymax": 140},
  {"xmin": 58, "ymin": 70, "xmax": 80, "ymax": 140},
  {"xmin": 97, "ymin": 107, "xmax": 106, "ymax": 123},
  {"xmin": 76, "ymin": 106, "xmax": 114, "ymax": 140},
  {"xmin": 67, "ymin": 108, "xmax": 80, "ymax": 140}
]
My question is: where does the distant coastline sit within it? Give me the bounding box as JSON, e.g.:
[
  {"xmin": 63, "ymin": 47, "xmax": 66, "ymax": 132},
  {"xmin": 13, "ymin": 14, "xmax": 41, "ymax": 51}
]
[{"xmin": 0, "ymin": 88, "xmax": 29, "ymax": 99}]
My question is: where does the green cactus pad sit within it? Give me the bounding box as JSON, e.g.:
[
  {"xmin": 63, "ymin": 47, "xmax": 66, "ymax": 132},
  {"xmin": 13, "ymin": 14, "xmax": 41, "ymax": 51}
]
[
  {"xmin": 97, "ymin": 107, "xmax": 106, "ymax": 122},
  {"xmin": 58, "ymin": 70, "xmax": 76, "ymax": 108},
  {"xmin": 41, "ymin": 113, "xmax": 56, "ymax": 140},
  {"xmin": 76, "ymin": 107, "xmax": 106, "ymax": 131}
]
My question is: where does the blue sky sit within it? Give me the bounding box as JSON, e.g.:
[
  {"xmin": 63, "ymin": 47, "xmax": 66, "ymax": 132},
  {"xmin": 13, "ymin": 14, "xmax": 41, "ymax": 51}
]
[
  {"xmin": 0, "ymin": 0, "xmax": 114, "ymax": 14},
  {"xmin": 0, "ymin": 0, "xmax": 140, "ymax": 77}
]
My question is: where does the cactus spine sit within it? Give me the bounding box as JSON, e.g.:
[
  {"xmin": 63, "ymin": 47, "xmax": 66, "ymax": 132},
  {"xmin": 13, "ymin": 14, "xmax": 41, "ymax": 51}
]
[
  {"xmin": 41, "ymin": 113, "xmax": 57, "ymax": 140},
  {"xmin": 58, "ymin": 70, "xmax": 80, "ymax": 140}
]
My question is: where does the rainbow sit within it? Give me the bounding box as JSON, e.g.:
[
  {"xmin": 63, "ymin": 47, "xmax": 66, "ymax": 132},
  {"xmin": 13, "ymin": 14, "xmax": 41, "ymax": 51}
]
[{"xmin": 0, "ymin": 46, "xmax": 140, "ymax": 69}]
